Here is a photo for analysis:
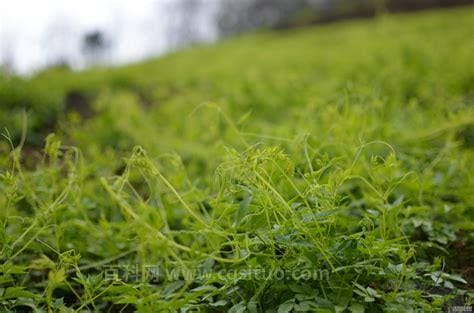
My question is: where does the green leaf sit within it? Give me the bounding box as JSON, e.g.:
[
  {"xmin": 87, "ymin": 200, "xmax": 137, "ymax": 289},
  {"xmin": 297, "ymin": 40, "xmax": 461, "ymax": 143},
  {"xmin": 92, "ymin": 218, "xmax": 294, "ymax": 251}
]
[
  {"xmin": 278, "ymin": 302, "xmax": 294, "ymax": 313},
  {"xmin": 210, "ymin": 300, "xmax": 228, "ymax": 307},
  {"xmin": 229, "ymin": 303, "xmax": 246, "ymax": 313},
  {"xmin": 349, "ymin": 303, "xmax": 365, "ymax": 313},
  {"xmin": 3, "ymin": 287, "xmax": 37, "ymax": 300},
  {"xmin": 442, "ymin": 273, "xmax": 467, "ymax": 284},
  {"xmin": 0, "ymin": 275, "xmax": 13, "ymax": 285}
]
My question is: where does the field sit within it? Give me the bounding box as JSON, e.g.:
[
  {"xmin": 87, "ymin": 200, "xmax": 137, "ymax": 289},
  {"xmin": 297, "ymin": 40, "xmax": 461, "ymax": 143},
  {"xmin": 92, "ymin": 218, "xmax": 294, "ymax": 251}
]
[{"xmin": 0, "ymin": 7, "xmax": 473, "ymax": 312}]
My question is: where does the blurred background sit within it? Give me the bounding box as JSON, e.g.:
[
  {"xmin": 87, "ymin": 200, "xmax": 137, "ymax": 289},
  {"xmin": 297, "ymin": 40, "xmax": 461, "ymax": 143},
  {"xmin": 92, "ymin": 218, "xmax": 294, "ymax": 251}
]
[{"xmin": 0, "ymin": 0, "xmax": 471, "ymax": 75}]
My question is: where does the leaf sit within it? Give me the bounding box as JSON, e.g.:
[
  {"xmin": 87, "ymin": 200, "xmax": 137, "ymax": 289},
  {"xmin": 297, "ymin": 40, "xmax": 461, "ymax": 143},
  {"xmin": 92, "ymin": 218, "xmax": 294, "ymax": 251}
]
[
  {"xmin": 191, "ymin": 285, "xmax": 217, "ymax": 293},
  {"xmin": 364, "ymin": 296, "xmax": 375, "ymax": 303},
  {"xmin": 388, "ymin": 263, "xmax": 403, "ymax": 274},
  {"xmin": 0, "ymin": 275, "xmax": 13, "ymax": 285},
  {"xmin": 44, "ymin": 133, "xmax": 62, "ymax": 161},
  {"xmin": 48, "ymin": 268, "xmax": 66, "ymax": 286},
  {"xmin": 348, "ymin": 303, "xmax": 365, "ymax": 313},
  {"xmin": 3, "ymin": 287, "xmax": 37, "ymax": 299},
  {"xmin": 366, "ymin": 287, "xmax": 381, "ymax": 298},
  {"xmin": 209, "ymin": 300, "xmax": 228, "ymax": 307},
  {"xmin": 295, "ymin": 301, "xmax": 314, "ymax": 311},
  {"xmin": 0, "ymin": 264, "xmax": 27, "ymax": 275},
  {"xmin": 234, "ymin": 188, "xmax": 253, "ymax": 227},
  {"xmin": 313, "ymin": 208, "xmax": 341, "ymax": 220},
  {"xmin": 442, "ymin": 273, "xmax": 467, "ymax": 284},
  {"xmin": 248, "ymin": 301, "xmax": 258, "ymax": 313},
  {"xmin": 163, "ymin": 280, "xmax": 185, "ymax": 297},
  {"xmin": 115, "ymin": 295, "xmax": 140, "ymax": 304},
  {"xmin": 105, "ymin": 285, "xmax": 138, "ymax": 296},
  {"xmin": 229, "ymin": 303, "xmax": 246, "ymax": 313},
  {"xmin": 29, "ymin": 254, "xmax": 55, "ymax": 270},
  {"xmin": 444, "ymin": 280, "xmax": 455, "ymax": 289},
  {"xmin": 278, "ymin": 302, "xmax": 294, "ymax": 313}
]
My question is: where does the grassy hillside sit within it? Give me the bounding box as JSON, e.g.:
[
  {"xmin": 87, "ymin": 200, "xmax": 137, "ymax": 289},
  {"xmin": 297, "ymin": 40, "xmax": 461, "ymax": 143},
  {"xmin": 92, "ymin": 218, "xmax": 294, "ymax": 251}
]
[{"xmin": 1, "ymin": 7, "xmax": 473, "ymax": 312}]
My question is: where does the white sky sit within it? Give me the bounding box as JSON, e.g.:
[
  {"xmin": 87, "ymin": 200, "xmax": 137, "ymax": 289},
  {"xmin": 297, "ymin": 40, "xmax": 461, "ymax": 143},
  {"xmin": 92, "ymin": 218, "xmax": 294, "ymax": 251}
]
[{"xmin": 0, "ymin": 0, "xmax": 219, "ymax": 74}]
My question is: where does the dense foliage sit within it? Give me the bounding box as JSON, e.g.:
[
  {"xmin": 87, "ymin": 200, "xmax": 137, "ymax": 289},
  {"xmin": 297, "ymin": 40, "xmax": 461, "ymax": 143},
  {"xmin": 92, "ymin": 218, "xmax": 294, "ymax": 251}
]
[{"xmin": 0, "ymin": 7, "xmax": 473, "ymax": 312}]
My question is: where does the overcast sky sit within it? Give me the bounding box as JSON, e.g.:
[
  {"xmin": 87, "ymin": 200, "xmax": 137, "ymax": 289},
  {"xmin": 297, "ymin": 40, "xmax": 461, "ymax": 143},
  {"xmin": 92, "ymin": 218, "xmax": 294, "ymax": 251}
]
[{"xmin": 0, "ymin": 0, "xmax": 219, "ymax": 74}]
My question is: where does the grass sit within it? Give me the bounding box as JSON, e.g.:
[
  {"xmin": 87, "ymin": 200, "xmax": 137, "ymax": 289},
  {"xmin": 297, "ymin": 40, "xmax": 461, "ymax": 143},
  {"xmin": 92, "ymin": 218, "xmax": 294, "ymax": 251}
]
[{"xmin": 0, "ymin": 6, "xmax": 473, "ymax": 312}]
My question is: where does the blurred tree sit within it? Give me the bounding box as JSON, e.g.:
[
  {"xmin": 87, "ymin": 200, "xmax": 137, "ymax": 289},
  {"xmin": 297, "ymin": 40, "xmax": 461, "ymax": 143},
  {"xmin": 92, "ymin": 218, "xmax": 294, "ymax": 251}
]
[
  {"xmin": 0, "ymin": 31, "xmax": 15, "ymax": 75},
  {"xmin": 217, "ymin": 0, "xmax": 311, "ymax": 35},
  {"xmin": 81, "ymin": 30, "xmax": 111, "ymax": 67},
  {"xmin": 372, "ymin": 0, "xmax": 388, "ymax": 15},
  {"xmin": 217, "ymin": 0, "xmax": 471, "ymax": 35},
  {"xmin": 166, "ymin": 0, "xmax": 201, "ymax": 49},
  {"xmin": 42, "ymin": 17, "xmax": 77, "ymax": 70}
]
